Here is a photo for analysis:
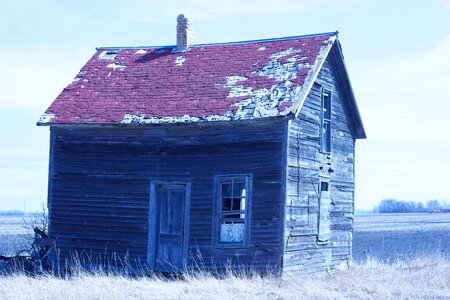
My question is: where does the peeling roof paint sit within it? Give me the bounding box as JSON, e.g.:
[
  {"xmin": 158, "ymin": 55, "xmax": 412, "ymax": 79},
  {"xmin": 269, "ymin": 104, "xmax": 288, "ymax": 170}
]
[
  {"xmin": 175, "ymin": 56, "xmax": 186, "ymax": 66},
  {"xmin": 38, "ymin": 32, "xmax": 337, "ymax": 125},
  {"xmin": 38, "ymin": 113, "xmax": 55, "ymax": 124},
  {"xmin": 107, "ymin": 62, "xmax": 126, "ymax": 70},
  {"xmin": 99, "ymin": 50, "xmax": 118, "ymax": 60}
]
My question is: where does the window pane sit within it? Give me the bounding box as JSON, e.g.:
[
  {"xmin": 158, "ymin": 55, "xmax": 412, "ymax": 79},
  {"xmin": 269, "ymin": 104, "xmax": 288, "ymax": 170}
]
[
  {"xmin": 221, "ymin": 183, "xmax": 233, "ymax": 198},
  {"xmin": 320, "ymin": 182, "xmax": 329, "ymax": 192},
  {"xmin": 322, "ymin": 121, "xmax": 331, "ymax": 152},
  {"xmin": 231, "ymin": 198, "xmax": 239, "ymax": 210},
  {"xmin": 220, "ymin": 223, "xmax": 245, "ymax": 243},
  {"xmin": 323, "ymin": 93, "xmax": 331, "ymax": 119},
  {"xmin": 233, "ymin": 181, "xmax": 246, "ymax": 197},
  {"xmin": 222, "ymin": 197, "xmax": 233, "ymax": 211}
]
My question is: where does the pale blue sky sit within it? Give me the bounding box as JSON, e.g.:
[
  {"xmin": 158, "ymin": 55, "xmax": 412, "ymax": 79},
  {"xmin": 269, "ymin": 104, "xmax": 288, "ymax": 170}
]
[{"xmin": 1, "ymin": 0, "xmax": 449, "ymax": 211}]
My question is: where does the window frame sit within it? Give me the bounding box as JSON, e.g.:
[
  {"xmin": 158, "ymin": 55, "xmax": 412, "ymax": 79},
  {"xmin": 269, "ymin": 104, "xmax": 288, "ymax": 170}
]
[
  {"xmin": 317, "ymin": 179, "xmax": 331, "ymax": 244},
  {"xmin": 320, "ymin": 88, "xmax": 332, "ymax": 153},
  {"xmin": 213, "ymin": 174, "xmax": 252, "ymax": 248}
]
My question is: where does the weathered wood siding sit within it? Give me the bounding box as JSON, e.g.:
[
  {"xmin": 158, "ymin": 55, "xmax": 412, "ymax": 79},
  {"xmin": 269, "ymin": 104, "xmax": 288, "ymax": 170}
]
[
  {"xmin": 283, "ymin": 48, "xmax": 356, "ymax": 273},
  {"xmin": 48, "ymin": 120, "xmax": 285, "ymax": 272}
]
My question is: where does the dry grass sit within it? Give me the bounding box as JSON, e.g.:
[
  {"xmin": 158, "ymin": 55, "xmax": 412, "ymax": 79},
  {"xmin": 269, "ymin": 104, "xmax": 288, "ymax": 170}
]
[{"xmin": 1, "ymin": 256, "xmax": 449, "ymax": 300}]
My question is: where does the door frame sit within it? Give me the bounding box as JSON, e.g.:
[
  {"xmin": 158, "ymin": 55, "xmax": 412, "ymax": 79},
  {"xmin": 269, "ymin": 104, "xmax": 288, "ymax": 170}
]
[{"xmin": 147, "ymin": 180, "xmax": 191, "ymax": 272}]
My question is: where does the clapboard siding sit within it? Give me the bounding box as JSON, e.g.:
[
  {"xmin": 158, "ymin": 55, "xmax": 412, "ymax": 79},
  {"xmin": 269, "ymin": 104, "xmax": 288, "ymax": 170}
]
[
  {"xmin": 48, "ymin": 119, "xmax": 285, "ymax": 272},
  {"xmin": 283, "ymin": 47, "xmax": 356, "ymax": 273}
]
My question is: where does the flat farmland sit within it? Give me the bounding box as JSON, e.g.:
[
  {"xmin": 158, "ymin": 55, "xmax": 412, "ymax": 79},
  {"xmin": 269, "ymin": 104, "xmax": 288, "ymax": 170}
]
[
  {"xmin": 0, "ymin": 216, "xmax": 31, "ymax": 256},
  {"xmin": 353, "ymin": 213, "xmax": 450, "ymax": 262}
]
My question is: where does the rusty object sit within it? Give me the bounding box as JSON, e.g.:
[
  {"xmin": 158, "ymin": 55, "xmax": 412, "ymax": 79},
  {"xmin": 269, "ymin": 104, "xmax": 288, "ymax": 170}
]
[{"xmin": 0, "ymin": 227, "xmax": 54, "ymax": 275}]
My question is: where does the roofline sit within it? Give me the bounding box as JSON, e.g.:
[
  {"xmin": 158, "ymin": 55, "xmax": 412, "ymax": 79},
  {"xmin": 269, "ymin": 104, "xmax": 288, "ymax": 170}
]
[
  {"xmin": 96, "ymin": 31, "xmax": 339, "ymax": 51},
  {"xmin": 293, "ymin": 36, "xmax": 336, "ymax": 119},
  {"xmin": 332, "ymin": 40, "xmax": 366, "ymax": 139},
  {"xmin": 291, "ymin": 38, "xmax": 366, "ymax": 139}
]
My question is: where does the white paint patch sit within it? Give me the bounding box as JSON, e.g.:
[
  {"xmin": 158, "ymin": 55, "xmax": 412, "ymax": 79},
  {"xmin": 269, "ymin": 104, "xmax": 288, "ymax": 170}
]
[
  {"xmin": 258, "ymin": 46, "xmax": 267, "ymax": 51},
  {"xmin": 120, "ymin": 38, "xmax": 336, "ymax": 125},
  {"xmin": 175, "ymin": 56, "xmax": 186, "ymax": 66},
  {"xmin": 224, "ymin": 76, "xmax": 247, "ymax": 87},
  {"xmin": 214, "ymin": 46, "xmax": 318, "ymax": 119},
  {"xmin": 135, "ymin": 49, "xmax": 147, "ymax": 54},
  {"xmin": 121, "ymin": 113, "xmax": 237, "ymax": 124},
  {"xmin": 215, "ymin": 76, "xmax": 262, "ymax": 98},
  {"xmin": 107, "ymin": 62, "xmax": 126, "ymax": 70},
  {"xmin": 255, "ymin": 58, "xmax": 304, "ymax": 81},
  {"xmin": 270, "ymin": 47, "xmax": 301, "ymax": 59},
  {"xmin": 99, "ymin": 50, "xmax": 118, "ymax": 60},
  {"xmin": 38, "ymin": 113, "xmax": 55, "ymax": 124},
  {"xmin": 121, "ymin": 114, "xmax": 201, "ymax": 124}
]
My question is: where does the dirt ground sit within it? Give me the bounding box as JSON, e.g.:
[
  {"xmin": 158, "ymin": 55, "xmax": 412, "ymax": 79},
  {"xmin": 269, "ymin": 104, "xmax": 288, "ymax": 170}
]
[{"xmin": 353, "ymin": 213, "xmax": 450, "ymax": 262}]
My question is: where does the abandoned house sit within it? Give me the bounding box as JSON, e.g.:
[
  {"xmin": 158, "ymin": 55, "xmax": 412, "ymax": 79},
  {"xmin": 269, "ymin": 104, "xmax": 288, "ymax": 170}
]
[{"xmin": 38, "ymin": 15, "xmax": 365, "ymax": 274}]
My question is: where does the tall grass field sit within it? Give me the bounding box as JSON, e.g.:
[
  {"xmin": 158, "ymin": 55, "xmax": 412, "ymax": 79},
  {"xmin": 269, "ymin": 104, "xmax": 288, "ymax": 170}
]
[{"xmin": 1, "ymin": 213, "xmax": 450, "ymax": 299}]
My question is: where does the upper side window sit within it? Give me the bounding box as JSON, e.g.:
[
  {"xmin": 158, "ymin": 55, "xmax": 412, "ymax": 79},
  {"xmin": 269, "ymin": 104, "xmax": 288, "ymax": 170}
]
[
  {"xmin": 215, "ymin": 175, "xmax": 252, "ymax": 246},
  {"xmin": 321, "ymin": 89, "xmax": 332, "ymax": 153}
]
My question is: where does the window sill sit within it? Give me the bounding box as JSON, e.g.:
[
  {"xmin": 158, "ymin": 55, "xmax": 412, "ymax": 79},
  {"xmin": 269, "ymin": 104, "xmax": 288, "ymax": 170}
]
[
  {"xmin": 317, "ymin": 240, "xmax": 330, "ymax": 245},
  {"xmin": 214, "ymin": 243, "xmax": 250, "ymax": 249}
]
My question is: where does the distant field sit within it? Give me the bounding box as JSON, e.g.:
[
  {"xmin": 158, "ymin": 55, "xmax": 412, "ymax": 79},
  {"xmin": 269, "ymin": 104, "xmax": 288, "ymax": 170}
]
[
  {"xmin": 353, "ymin": 213, "xmax": 450, "ymax": 262},
  {"xmin": 0, "ymin": 216, "xmax": 33, "ymax": 256}
]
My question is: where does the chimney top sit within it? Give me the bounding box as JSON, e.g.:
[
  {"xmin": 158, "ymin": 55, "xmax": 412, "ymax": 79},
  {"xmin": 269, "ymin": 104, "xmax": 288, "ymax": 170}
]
[{"xmin": 175, "ymin": 14, "xmax": 194, "ymax": 52}]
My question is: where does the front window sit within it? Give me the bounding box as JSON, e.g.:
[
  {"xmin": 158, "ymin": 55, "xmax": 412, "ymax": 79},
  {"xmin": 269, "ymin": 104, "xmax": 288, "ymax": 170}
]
[{"xmin": 215, "ymin": 175, "xmax": 252, "ymax": 246}]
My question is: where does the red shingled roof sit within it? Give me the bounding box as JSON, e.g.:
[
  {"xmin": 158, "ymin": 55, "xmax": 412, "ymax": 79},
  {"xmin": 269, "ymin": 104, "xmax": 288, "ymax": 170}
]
[{"xmin": 38, "ymin": 32, "xmax": 337, "ymax": 125}]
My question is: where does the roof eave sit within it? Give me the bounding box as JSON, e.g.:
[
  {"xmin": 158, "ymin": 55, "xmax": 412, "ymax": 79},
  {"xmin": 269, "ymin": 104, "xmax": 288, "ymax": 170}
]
[
  {"xmin": 292, "ymin": 36, "xmax": 337, "ymax": 119},
  {"xmin": 292, "ymin": 37, "xmax": 366, "ymax": 139},
  {"xmin": 36, "ymin": 115, "xmax": 293, "ymax": 128},
  {"xmin": 332, "ymin": 40, "xmax": 366, "ymax": 139}
]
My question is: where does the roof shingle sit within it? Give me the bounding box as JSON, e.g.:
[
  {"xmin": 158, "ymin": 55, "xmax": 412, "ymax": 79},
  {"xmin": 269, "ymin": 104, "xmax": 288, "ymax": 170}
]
[{"xmin": 38, "ymin": 32, "xmax": 336, "ymax": 125}]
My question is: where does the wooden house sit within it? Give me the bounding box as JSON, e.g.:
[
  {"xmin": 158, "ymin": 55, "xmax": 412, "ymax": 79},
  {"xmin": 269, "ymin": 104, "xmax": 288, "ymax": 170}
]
[{"xmin": 38, "ymin": 15, "xmax": 365, "ymax": 274}]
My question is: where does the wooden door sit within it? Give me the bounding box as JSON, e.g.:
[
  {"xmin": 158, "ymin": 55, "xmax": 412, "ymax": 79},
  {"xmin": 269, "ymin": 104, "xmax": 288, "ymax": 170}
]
[{"xmin": 149, "ymin": 183, "xmax": 188, "ymax": 273}]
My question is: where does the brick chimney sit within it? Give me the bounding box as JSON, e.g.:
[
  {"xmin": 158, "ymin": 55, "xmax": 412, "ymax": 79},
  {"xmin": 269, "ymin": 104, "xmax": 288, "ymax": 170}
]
[{"xmin": 175, "ymin": 14, "xmax": 193, "ymax": 52}]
